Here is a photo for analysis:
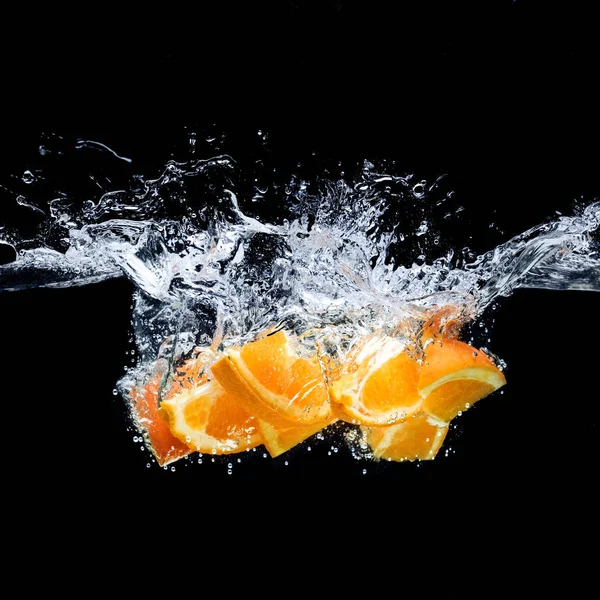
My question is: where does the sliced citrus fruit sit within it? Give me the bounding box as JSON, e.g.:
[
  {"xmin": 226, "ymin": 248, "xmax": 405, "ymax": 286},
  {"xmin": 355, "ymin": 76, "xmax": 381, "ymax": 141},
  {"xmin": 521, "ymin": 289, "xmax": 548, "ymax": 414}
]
[
  {"xmin": 130, "ymin": 374, "xmax": 192, "ymax": 467},
  {"xmin": 158, "ymin": 359, "xmax": 263, "ymax": 455},
  {"xmin": 257, "ymin": 418, "xmax": 336, "ymax": 458},
  {"xmin": 363, "ymin": 412, "xmax": 449, "ymax": 462},
  {"xmin": 327, "ymin": 332, "xmax": 423, "ymax": 426},
  {"xmin": 418, "ymin": 337, "xmax": 506, "ymax": 423},
  {"xmin": 211, "ymin": 329, "xmax": 334, "ymax": 427}
]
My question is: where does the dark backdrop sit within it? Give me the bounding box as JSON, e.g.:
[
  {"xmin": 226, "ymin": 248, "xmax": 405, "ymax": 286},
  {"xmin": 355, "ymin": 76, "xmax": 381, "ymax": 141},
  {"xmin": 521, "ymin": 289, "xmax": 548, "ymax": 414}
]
[{"xmin": 1, "ymin": 1, "xmax": 598, "ymax": 559}]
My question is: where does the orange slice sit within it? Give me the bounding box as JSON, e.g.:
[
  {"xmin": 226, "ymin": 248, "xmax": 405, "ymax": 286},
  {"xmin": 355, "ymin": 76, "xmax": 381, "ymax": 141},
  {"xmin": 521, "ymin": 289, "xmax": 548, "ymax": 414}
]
[
  {"xmin": 418, "ymin": 337, "xmax": 506, "ymax": 423},
  {"xmin": 327, "ymin": 333, "xmax": 423, "ymax": 426},
  {"xmin": 158, "ymin": 359, "xmax": 263, "ymax": 455},
  {"xmin": 257, "ymin": 418, "xmax": 335, "ymax": 458},
  {"xmin": 363, "ymin": 412, "xmax": 449, "ymax": 462},
  {"xmin": 211, "ymin": 329, "xmax": 334, "ymax": 427},
  {"xmin": 130, "ymin": 374, "xmax": 193, "ymax": 467}
]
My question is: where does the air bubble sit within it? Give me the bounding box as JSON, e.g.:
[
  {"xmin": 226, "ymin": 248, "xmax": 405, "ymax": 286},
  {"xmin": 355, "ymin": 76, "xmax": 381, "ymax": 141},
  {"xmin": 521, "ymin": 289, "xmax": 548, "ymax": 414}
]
[{"xmin": 22, "ymin": 170, "xmax": 35, "ymax": 184}]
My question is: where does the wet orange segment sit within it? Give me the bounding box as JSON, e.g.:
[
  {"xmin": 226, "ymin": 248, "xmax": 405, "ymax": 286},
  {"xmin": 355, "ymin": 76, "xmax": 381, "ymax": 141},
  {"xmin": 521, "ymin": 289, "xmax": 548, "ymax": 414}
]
[
  {"xmin": 328, "ymin": 334, "xmax": 423, "ymax": 426},
  {"xmin": 361, "ymin": 351, "xmax": 421, "ymax": 413},
  {"xmin": 210, "ymin": 355, "xmax": 296, "ymax": 428},
  {"xmin": 258, "ymin": 418, "xmax": 335, "ymax": 458},
  {"xmin": 364, "ymin": 413, "xmax": 448, "ymax": 462},
  {"xmin": 130, "ymin": 377, "xmax": 192, "ymax": 466},
  {"xmin": 239, "ymin": 330, "xmax": 291, "ymax": 395},
  {"xmin": 213, "ymin": 329, "xmax": 333, "ymax": 425},
  {"xmin": 158, "ymin": 372, "xmax": 263, "ymax": 455},
  {"xmin": 418, "ymin": 336, "xmax": 506, "ymax": 423},
  {"xmin": 419, "ymin": 338, "xmax": 500, "ymax": 390},
  {"xmin": 286, "ymin": 356, "xmax": 329, "ymax": 410},
  {"xmin": 204, "ymin": 390, "xmax": 261, "ymax": 441},
  {"xmin": 423, "ymin": 379, "xmax": 497, "ymax": 423}
]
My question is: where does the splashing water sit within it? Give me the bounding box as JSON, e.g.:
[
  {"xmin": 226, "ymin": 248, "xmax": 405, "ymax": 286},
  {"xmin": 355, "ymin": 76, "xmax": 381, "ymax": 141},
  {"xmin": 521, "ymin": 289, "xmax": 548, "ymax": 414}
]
[{"xmin": 1, "ymin": 134, "xmax": 599, "ymax": 468}]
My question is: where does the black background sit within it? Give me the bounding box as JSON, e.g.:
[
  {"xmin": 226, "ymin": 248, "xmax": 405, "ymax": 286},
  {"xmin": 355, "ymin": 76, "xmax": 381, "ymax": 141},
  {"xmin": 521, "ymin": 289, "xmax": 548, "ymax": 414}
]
[{"xmin": 1, "ymin": 1, "xmax": 599, "ymax": 561}]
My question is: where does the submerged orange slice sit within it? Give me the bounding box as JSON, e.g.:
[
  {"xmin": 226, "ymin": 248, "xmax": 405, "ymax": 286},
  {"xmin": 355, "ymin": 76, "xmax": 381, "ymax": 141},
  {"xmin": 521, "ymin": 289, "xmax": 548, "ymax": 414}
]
[
  {"xmin": 418, "ymin": 337, "xmax": 506, "ymax": 423},
  {"xmin": 130, "ymin": 374, "xmax": 193, "ymax": 467},
  {"xmin": 257, "ymin": 419, "xmax": 334, "ymax": 458},
  {"xmin": 158, "ymin": 376, "xmax": 263, "ymax": 455},
  {"xmin": 327, "ymin": 333, "xmax": 423, "ymax": 426},
  {"xmin": 211, "ymin": 329, "xmax": 334, "ymax": 427},
  {"xmin": 363, "ymin": 413, "xmax": 449, "ymax": 462}
]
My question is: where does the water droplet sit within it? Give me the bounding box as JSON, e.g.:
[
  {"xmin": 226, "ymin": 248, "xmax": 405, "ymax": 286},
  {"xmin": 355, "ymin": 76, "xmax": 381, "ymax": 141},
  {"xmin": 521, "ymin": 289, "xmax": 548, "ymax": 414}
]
[
  {"xmin": 22, "ymin": 170, "xmax": 35, "ymax": 184},
  {"xmin": 415, "ymin": 221, "xmax": 429, "ymax": 236}
]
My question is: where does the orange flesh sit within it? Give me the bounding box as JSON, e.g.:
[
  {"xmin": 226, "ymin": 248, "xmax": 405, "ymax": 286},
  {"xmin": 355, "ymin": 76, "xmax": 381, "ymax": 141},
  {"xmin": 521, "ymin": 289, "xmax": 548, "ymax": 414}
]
[
  {"xmin": 130, "ymin": 377, "xmax": 192, "ymax": 466},
  {"xmin": 361, "ymin": 351, "xmax": 421, "ymax": 413},
  {"xmin": 214, "ymin": 330, "xmax": 332, "ymax": 425},
  {"xmin": 204, "ymin": 390, "xmax": 260, "ymax": 441},
  {"xmin": 365, "ymin": 413, "xmax": 448, "ymax": 462},
  {"xmin": 210, "ymin": 355, "xmax": 299, "ymax": 427},
  {"xmin": 239, "ymin": 330, "xmax": 291, "ymax": 395},
  {"xmin": 258, "ymin": 419, "xmax": 334, "ymax": 458},
  {"xmin": 419, "ymin": 338, "xmax": 499, "ymax": 390},
  {"xmin": 423, "ymin": 379, "xmax": 497, "ymax": 423}
]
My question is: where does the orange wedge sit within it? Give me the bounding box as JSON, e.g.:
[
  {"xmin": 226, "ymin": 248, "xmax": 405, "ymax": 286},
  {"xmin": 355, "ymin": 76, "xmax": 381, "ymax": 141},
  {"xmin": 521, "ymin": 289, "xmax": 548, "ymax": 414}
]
[
  {"xmin": 158, "ymin": 358, "xmax": 263, "ymax": 455},
  {"xmin": 211, "ymin": 329, "xmax": 334, "ymax": 428},
  {"xmin": 327, "ymin": 332, "xmax": 423, "ymax": 426},
  {"xmin": 257, "ymin": 418, "xmax": 335, "ymax": 458},
  {"xmin": 363, "ymin": 412, "xmax": 449, "ymax": 462},
  {"xmin": 130, "ymin": 374, "xmax": 193, "ymax": 467},
  {"xmin": 418, "ymin": 337, "xmax": 506, "ymax": 423}
]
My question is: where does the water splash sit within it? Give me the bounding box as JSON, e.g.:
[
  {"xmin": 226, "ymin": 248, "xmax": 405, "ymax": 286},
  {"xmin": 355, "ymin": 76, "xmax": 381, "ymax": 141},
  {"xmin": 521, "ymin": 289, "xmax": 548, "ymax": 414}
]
[{"xmin": 1, "ymin": 133, "xmax": 598, "ymax": 467}]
